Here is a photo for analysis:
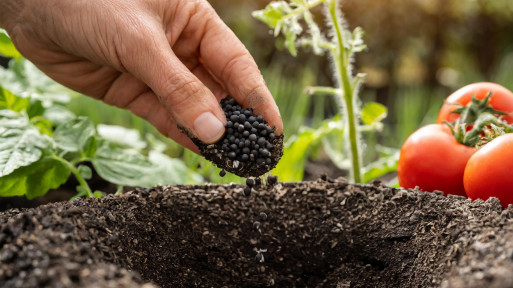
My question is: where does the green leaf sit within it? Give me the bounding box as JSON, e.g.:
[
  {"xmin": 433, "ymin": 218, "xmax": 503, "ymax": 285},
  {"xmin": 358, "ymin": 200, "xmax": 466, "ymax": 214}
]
[
  {"xmin": 252, "ymin": 1, "xmax": 291, "ymax": 29},
  {"xmin": 0, "ymin": 156, "xmax": 71, "ymax": 199},
  {"xmin": 0, "ymin": 86, "xmax": 29, "ymax": 112},
  {"xmin": 43, "ymin": 105, "xmax": 76, "ymax": 125},
  {"xmin": 272, "ymin": 117, "xmax": 343, "ymax": 181},
  {"xmin": 77, "ymin": 165, "xmax": 92, "ymax": 180},
  {"xmin": 284, "ymin": 26, "xmax": 299, "ymax": 57},
  {"xmin": 0, "ymin": 29, "xmax": 21, "ymax": 59},
  {"xmin": 26, "ymin": 100, "xmax": 45, "ymax": 118},
  {"xmin": 31, "ymin": 117, "xmax": 53, "ymax": 136},
  {"xmin": 91, "ymin": 144, "xmax": 158, "ymax": 187},
  {"xmin": 349, "ymin": 27, "xmax": 367, "ymax": 54},
  {"xmin": 0, "ymin": 59, "xmax": 73, "ymax": 105},
  {"xmin": 0, "ymin": 112, "xmax": 51, "ymax": 177},
  {"xmin": 82, "ymin": 137, "xmax": 98, "ymax": 158},
  {"xmin": 53, "ymin": 117, "xmax": 95, "ymax": 152},
  {"xmin": 361, "ymin": 102, "xmax": 387, "ymax": 126},
  {"xmin": 97, "ymin": 124, "xmax": 147, "ymax": 150},
  {"xmin": 92, "ymin": 142, "xmax": 202, "ymax": 187},
  {"xmin": 148, "ymin": 151, "xmax": 203, "ymax": 185},
  {"xmin": 70, "ymin": 189, "xmax": 87, "ymax": 201},
  {"xmin": 93, "ymin": 191, "xmax": 105, "ymax": 198},
  {"xmin": 363, "ymin": 151, "xmax": 399, "ymax": 183}
]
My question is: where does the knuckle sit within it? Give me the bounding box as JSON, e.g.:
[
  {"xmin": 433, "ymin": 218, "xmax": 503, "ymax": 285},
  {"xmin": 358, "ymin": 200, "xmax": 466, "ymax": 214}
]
[
  {"xmin": 162, "ymin": 76, "xmax": 204, "ymax": 108},
  {"xmin": 221, "ymin": 50, "xmax": 252, "ymax": 82}
]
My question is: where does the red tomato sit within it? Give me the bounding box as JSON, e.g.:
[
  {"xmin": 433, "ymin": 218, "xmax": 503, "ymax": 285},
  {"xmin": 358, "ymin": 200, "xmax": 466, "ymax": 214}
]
[
  {"xmin": 398, "ymin": 124, "xmax": 476, "ymax": 196},
  {"xmin": 437, "ymin": 82, "xmax": 513, "ymax": 124},
  {"xmin": 464, "ymin": 133, "xmax": 513, "ymax": 208}
]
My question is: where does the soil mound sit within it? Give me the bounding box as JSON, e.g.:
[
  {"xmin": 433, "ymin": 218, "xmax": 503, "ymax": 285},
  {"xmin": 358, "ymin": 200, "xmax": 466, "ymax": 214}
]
[{"xmin": 1, "ymin": 178, "xmax": 513, "ymax": 287}]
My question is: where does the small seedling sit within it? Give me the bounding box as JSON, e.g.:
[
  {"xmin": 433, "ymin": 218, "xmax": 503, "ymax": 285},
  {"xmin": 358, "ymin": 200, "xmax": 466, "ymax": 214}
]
[{"xmin": 259, "ymin": 212, "xmax": 268, "ymax": 221}]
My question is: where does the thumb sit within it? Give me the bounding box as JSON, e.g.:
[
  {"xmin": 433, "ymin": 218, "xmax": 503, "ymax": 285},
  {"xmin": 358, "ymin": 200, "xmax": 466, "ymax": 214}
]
[{"xmin": 122, "ymin": 31, "xmax": 226, "ymax": 144}]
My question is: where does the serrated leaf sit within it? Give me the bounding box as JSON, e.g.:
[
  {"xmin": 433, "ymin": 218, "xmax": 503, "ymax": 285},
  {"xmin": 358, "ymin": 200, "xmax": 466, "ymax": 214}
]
[
  {"xmin": 0, "ymin": 86, "xmax": 29, "ymax": 112},
  {"xmin": 361, "ymin": 102, "xmax": 387, "ymax": 126},
  {"xmin": 97, "ymin": 124, "xmax": 147, "ymax": 150},
  {"xmin": 53, "ymin": 117, "xmax": 95, "ymax": 152},
  {"xmin": 0, "ymin": 29, "xmax": 21, "ymax": 59},
  {"xmin": 0, "ymin": 156, "xmax": 71, "ymax": 198},
  {"xmin": 0, "ymin": 112, "xmax": 51, "ymax": 177}
]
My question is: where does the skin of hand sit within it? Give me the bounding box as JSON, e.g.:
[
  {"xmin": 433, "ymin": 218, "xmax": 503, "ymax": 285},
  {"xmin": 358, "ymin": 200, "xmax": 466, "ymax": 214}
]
[{"xmin": 0, "ymin": 0, "xmax": 283, "ymax": 153}]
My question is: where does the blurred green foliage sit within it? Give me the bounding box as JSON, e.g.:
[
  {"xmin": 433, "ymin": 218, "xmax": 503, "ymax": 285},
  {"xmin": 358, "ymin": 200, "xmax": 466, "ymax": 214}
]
[{"xmin": 3, "ymin": 1, "xmax": 513, "ymax": 185}]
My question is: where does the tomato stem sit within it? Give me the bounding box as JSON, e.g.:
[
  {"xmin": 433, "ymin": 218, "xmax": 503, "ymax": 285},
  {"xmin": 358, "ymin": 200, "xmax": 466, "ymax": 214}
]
[
  {"xmin": 447, "ymin": 112, "xmax": 513, "ymax": 147},
  {"xmin": 452, "ymin": 92, "xmax": 506, "ymax": 125}
]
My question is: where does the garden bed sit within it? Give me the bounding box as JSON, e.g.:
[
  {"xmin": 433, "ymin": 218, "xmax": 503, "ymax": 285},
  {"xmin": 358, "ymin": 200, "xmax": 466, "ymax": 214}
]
[{"xmin": 1, "ymin": 177, "xmax": 513, "ymax": 288}]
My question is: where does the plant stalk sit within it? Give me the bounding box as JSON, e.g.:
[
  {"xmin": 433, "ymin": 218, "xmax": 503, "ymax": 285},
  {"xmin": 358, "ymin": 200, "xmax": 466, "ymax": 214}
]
[
  {"xmin": 327, "ymin": 0, "xmax": 363, "ymax": 183},
  {"xmin": 54, "ymin": 155, "xmax": 93, "ymax": 198}
]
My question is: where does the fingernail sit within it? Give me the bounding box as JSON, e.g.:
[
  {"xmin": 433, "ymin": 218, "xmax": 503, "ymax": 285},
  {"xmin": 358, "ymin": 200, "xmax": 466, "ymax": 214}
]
[{"xmin": 194, "ymin": 112, "xmax": 225, "ymax": 143}]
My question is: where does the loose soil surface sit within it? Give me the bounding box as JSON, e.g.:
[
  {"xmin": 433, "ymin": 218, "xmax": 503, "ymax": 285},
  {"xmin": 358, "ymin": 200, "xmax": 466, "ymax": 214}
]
[{"xmin": 1, "ymin": 177, "xmax": 513, "ymax": 288}]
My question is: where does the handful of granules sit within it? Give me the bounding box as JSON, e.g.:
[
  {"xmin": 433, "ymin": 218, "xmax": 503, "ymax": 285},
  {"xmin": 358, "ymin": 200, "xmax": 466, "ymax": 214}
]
[{"xmin": 190, "ymin": 97, "xmax": 283, "ymax": 177}]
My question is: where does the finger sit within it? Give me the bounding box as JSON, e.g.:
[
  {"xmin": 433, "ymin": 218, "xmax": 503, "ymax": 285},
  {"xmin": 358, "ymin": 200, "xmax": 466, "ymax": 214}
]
[
  {"xmin": 118, "ymin": 25, "xmax": 226, "ymax": 144},
  {"xmin": 190, "ymin": 64, "xmax": 227, "ymax": 101},
  {"xmin": 123, "ymin": 90, "xmax": 200, "ymax": 153},
  {"xmin": 198, "ymin": 12, "xmax": 283, "ymax": 134}
]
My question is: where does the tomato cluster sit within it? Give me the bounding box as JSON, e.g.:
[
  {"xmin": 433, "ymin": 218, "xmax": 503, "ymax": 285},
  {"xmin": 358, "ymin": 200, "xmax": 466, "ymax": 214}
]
[{"xmin": 398, "ymin": 82, "xmax": 513, "ymax": 208}]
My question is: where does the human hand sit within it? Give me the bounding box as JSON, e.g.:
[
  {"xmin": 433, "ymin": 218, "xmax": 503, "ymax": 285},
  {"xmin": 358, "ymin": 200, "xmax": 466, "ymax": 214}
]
[{"xmin": 0, "ymin": 0, "xmax": 283, "ymax": 152}]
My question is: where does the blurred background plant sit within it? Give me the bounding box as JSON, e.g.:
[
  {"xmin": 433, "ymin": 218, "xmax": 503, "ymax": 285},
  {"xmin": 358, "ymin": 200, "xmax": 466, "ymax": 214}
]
[{"xmin": 1, "ymin": 0, "xmax": 513, "ymax": 205}]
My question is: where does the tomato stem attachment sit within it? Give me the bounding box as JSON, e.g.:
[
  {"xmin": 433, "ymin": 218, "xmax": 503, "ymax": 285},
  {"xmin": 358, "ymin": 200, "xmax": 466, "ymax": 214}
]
[
  {"xmin": 451, "ymin": 92, "xmax": 506, "ymax": 125},
  {"xmin": 446, "ymin": 113, "xmax": 513, "ymax": 147}
]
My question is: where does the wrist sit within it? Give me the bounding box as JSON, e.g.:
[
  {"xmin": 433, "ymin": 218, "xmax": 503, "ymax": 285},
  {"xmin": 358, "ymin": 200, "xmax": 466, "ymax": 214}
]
[{"xmin": 0, "ymin": 0, "xmax": 27, "ymax": 31}]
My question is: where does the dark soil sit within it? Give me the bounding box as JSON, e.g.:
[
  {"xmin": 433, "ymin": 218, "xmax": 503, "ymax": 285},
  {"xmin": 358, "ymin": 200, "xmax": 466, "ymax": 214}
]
[{"xmin": 1, "ymin": 177, "xmax": 513, "ymax": 288}]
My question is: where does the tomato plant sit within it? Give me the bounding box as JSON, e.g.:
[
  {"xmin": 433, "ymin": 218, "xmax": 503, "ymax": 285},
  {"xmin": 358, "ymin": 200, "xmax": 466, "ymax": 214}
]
[
  {"xmin": 437, "ymin": 82, "xmax": 513, "ymax": 125},
  {"xmin": 397, "ymin": 124, "xmax": 476, "ymax": 196},
  {"xmin": 464, "ymin": 133, "xmax": 513, "ymax": 208}
]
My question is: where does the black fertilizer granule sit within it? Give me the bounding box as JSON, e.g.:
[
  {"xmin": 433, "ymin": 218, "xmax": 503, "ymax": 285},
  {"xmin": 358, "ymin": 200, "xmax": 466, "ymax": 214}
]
[{"xmin": 188, "ymin": 97, "xmax": 283, "ymax": 177}]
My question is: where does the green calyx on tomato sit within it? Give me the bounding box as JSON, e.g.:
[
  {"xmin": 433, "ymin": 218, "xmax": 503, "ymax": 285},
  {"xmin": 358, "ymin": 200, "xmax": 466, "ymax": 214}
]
[
  {"xmin": 437, "ymin": 82, "xmax": 513, "ymax": 125},
  {"xmin": 449, "ymin": 92, "xmax": 506, "ymax": 126},
  {"xmin": 440, "ymin": 85, "xmax": 513, "ymax": 148},
  {"xmin": 445, "ymin": 112, "xmax": 513, "ymax": 148}
]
